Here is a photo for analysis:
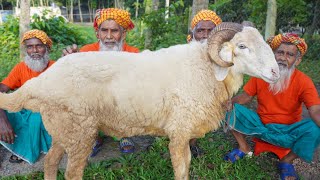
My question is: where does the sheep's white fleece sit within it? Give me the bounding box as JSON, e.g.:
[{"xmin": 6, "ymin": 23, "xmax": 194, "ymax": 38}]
[{"xmin": 22, "ymin": 42, "xmax": 228, "ymax": 139}]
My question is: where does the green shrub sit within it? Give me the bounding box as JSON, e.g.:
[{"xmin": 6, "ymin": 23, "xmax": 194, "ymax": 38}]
[
  {"xmin": 30, "ymin": 10, "xmax": 91, "ymax": 46},
  {"xmin": 0, "ymin": 14, "xmax": 96, "ymax": 81},
  {"xmin": 0, "ymin": 16, "xmax": 20, "ymax": 81}
]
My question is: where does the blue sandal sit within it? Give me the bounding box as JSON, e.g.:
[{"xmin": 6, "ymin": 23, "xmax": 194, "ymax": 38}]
[
  {"xmin": 224, "ymin": 148, "xmax": 246, "ymax": 163},
  {"xmin": 278, "ymin": 162, "xmax": 299, "ymax": 180},
  {"xmin": 90, "ymin": 140, "xmax": 103, "ymax": 157},
  {"xmin": 119, "ymin": 138, "xmax": 135, "ymax": 153}
]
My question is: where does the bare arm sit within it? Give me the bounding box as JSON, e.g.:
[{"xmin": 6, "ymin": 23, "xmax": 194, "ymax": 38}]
[
  {"xmin": 308, "ymin": 105, "xmax": 320, "ymax": 127},
  {"xmin": 0, "ymin": 83, "xmax": 15, "ymax": 144},
  {"xmin": 224, "ymin": 91, "xmax": 254, "ymax": 111},
  {"xmin": 231, "ymin": 91, "xmax": 254, "ymax": 105}
]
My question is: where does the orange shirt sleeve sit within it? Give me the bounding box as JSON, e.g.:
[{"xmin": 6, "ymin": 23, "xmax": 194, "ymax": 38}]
[
  {"xmin": 123, "ymin": 43, "xmax": 139, "ymax": 53},
  {"xmin": 1, "ymin": 63, "xmax": 24, "ymax": 89},
  {"xmin": 299, "ymin": 75, "xmax": 320, "ymax": 108},
  {"xmin": 80, "ymin": 42, "xmax": 100, "ymax": 52},
  {"xmin": 243, "ymin": 77, "xmax": 258, "ymax": 96}
]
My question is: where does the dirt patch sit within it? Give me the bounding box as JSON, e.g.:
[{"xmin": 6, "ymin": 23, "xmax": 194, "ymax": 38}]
[{"xmin": 0, "ymin": 136, "xmax": 154, "ymax": 177}]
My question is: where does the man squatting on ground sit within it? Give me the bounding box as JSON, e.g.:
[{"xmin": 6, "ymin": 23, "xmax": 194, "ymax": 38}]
[
  {"xmin": 224, "ymin": 33, "xmax": 320, "ymax": 180},
  {"xmin": 0, "ymin": 29, "xmax": 54, "ymax": 164}
]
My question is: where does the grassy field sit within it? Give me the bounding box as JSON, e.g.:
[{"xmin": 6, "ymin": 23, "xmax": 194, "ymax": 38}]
[{"xmin": 1, "ymin": 134, "xmax": 279, "ymax": 180}]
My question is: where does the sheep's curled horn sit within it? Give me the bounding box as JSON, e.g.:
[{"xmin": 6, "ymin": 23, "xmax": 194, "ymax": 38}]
[{"xmin": 207, "ymin": 22, "xmax": 244, "ymax": 67}]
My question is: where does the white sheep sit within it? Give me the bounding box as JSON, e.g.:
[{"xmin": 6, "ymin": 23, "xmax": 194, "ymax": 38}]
[{"xmin": 0, "ymin": 23, "xmax": 280, "ymax": 180}]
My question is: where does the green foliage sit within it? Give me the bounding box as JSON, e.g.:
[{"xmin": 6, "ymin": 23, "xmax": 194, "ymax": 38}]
[
  {"xmin": 140, "ymin": 1, "xmax": 189, "ymax": 50},
  {"xmin": 303, "ymin": 35, "xmax": 320, "ymax": 62},
  {"xmin": 0, "ymin": 16, "xmax": 20, "ymax": 81},
  {"xmin": 30, "ymin": 10, "xmax": 91, "ymax": 46},
  {"xmin": 0, "ymin": 14, "xmax": 96, "ymax": 81}
]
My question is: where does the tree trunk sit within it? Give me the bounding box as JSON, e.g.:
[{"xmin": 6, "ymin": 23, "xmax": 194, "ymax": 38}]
[
  {"xmin": 39, "ymin": 0, "xmax": 43, "ymax": 6},
  {"xmin": 78, "ymin": 0, "xmax": 83, "ymax": 23},
  {"xmin": 264, "ymin": 0, "xmax": 277, "ymax": 40},
  {"xmin": 19, "ymin": 0, "xmax": 30, "ymax": 60},
  {"xmin": 69, "ymin": 0, "xmax": 74, "ymax": 22},
  {"xmin": 305, "ymin": 0, "xmax": 320, "ymax": 36},
  {"xmin": 144, "ymin": 0, "xmax": 159, "ymax": 49},
  {"xmin": 165, "ymin": 0, "xmax": 169, "ymax": 20},
  {"xmin": 189, "ymin": 0, "xmax": 208, "ymax": 29},
  {"xmin": 134, "ymin": 0, "xmax": 139, "ymax": 18},
  {"xmin": 115, "ymin": 0, "xmax": 124, "ymax": 9},
  {"xmin": 88, "ymin": 0, "xmax": 92, "ymax": 22}
]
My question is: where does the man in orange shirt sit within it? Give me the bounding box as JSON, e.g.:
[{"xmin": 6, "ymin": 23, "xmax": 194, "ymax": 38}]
[
  {"xmin": 224, "ymin": 33, "xmax": 320, "ymax": 180},
  {"xmin": 187, "ymin": 10, "xmax": 222, "ymax": 158},
  {"xmin": 0, "ymin": 29, "xmax": 54, "ymax": 164},
  {"xmin": 62, "ymin": 8, "xmax": 138, "ymax": 156}
]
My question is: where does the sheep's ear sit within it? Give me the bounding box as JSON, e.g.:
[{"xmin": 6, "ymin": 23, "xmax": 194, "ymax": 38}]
[{"xmin": 213, "ymin": 43, "xmax": 233, "ymax": 81}]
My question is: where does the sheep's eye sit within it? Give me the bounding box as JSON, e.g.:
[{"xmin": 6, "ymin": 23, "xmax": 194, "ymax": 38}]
[{"xmin": 238, "ymin": 44, "xmax": 247, "ymax": 49}]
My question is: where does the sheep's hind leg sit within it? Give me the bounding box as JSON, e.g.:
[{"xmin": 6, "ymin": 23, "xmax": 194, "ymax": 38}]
[
  {"xmin": 169, "ymin": 136, "xmax": 191, "ymax": 180},
  {"xmin": 64, "ymin": 136, "xmax": 96, "ymax": 180},
  {"xmin": 44, "ymin": 140, "xmax": 65, "ymax": 180}
]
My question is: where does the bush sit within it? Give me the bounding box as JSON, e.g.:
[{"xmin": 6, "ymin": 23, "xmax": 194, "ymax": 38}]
[
  {"xmin": 0, "ymin": 14, "xmax": 95, "ymax": 81},
  {"xmin": 0, "ymin": 16, "xmax": 20, "ymax": 81}
]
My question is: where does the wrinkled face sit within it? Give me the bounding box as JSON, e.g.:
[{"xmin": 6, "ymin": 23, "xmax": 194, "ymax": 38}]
[
  {"xmin": 228, "ymin": 27, "xmax": 280, "ymax": 83},
  {"xmin": 25, "ymin": 38, "xmax": 47, "ymax": 60},
  {"xmin": 97, "ymin": 20, "xmax": 126, "ymax": 51},
  {"xmin": 24, "ymin": 38, "xmax": 50, "ymax": 72},
  {"xmin": 193, "ymin": 20, "xmax": 216, "ymax": 42},
  {"xmin": 274, "ymin": 43, "xmax": 301, "ymax": 69}
]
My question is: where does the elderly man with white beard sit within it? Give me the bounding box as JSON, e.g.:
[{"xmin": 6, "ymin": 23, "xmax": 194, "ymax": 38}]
[
  {"xmin": 62, "ymin": 8, "xmax": 139, "ymax": 157},
  {"xmin": 223, "ymin": 33, "xmax": 320, "ymax": 180},
  {"xmin": 0, "ymin": 29, "xmax": 54, "ymax": 164}
]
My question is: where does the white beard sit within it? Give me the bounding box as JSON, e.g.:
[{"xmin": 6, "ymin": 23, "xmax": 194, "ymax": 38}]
[
  {"xmin": 269, "ymin": 63, "xmax": 295, "ymax": 94},
  {"xmin": 99, "ymin": 39, "xmax": 123, "ymax": 51},
  {"xmin": 24, "ymin": 51, "xmax": 50, "ymax": 72},
  {"xmin": 191, "ymin": 38, "xmax": 207, "ymax": 44}
]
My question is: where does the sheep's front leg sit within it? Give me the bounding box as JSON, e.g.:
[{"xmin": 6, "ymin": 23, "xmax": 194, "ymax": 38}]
[
  {"xmin": 64, "ymin": 137, "xmax": 96, "ymax": 180},
  {"xmin": 169, "ymin": 136, "xmax": 191, "ymax": 180},
  {"xmin": 44, "ymin": 140, "xmax": 65, "ymax": 180}
]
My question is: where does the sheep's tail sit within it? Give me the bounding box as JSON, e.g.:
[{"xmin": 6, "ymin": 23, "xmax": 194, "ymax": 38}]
[{"xmin": 0, "ymin": 89, "xmax": 29, "ymax": 112}]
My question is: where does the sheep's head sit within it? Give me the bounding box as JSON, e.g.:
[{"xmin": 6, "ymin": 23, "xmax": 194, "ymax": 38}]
[{"xmin": 207, "ymin": 22, "xmax": 280, "ymax": 83}]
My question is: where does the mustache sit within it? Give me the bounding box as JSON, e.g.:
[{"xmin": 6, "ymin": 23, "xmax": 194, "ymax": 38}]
[
  {"xmin": 277, "ymin": 60, "xmax": 288, "ymax": 67},
  {"xmin": 30, "ymin": 53, "xmax": 42, "ymax": 58}
]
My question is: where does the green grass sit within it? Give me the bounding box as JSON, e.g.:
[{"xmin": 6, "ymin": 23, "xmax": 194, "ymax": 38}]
[{"xmin": 2, "ymin": 134, "xmax": 278, "ymax": 180}]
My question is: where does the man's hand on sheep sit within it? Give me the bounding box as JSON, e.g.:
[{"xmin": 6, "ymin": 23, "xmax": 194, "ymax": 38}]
[
  {"xmin": 62, "ymin": 44, "xmax": 79, "ymax": 56},
  {"xmin": 0, "ymin": 110, "xmax": 15, "ymax": 144},
  {"xmin": 223, "ymin": 100, "xmax": 233, "ymax": 111}
]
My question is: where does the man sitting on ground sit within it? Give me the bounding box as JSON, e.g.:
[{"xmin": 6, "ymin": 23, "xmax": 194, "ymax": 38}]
[
  {"xmin": 224, "ymin": 33, "xmax": 320, "ymax": 180},
  {"xmin": 0, "ymin": 29, "xmax": 54, "ymax": 164}
]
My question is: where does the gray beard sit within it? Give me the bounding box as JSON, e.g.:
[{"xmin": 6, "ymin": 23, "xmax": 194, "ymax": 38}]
[
  {"xmin": 268, "ymin": 64, "xmax": 295, "ymax": 94},
  {"xmin": 99, "ymin": 39, "xmax": 123, "ymax": 51},
  {"xmin": 24, "ymin": 51, "xmax": 50, "ymax": 72}
]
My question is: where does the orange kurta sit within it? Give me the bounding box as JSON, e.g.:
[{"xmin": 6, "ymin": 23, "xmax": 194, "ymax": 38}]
[
  {"xmin": 80, "ymin": 42, "xmax": 139, "ymax": 53},
  {"xmin": 1, "ymin": 61, "xmax": 55, "ymax": 89},
  {"xmin": 244, "ymin": 69, "xmax": 320, "ymax": 159}
]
